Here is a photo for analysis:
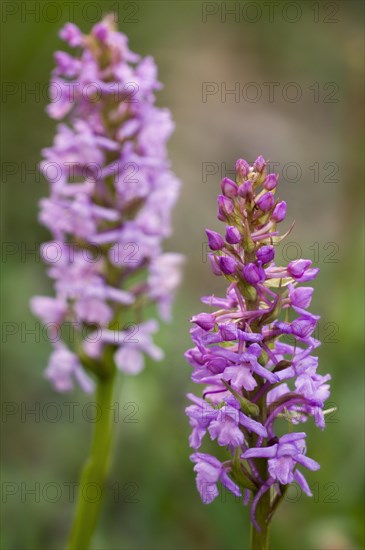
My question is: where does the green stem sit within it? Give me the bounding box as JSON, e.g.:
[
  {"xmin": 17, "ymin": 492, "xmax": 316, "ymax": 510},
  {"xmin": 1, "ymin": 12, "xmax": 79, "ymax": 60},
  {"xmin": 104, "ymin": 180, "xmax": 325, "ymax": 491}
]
[
  {"xmin": 250, "ymin": 478, "xmax": 271, "ymax": 550},
  {"xmin": 68, "ymin": 371, "xmax": 115, "ymax": 550},
  {"xmin": 250, "ymin": 384, "xmax": 271, "ymax": 550}
]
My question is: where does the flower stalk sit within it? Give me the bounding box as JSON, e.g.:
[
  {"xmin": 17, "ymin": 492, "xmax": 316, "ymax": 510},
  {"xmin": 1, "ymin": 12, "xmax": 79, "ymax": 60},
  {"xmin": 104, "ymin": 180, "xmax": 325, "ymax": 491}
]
[
  {"xmin": 68, "ymin": 368, "xmax": 115, "ymax": 549},
  {"xmin": 250, "ymin": 491, "xmax": 270, "ymax": 550}
]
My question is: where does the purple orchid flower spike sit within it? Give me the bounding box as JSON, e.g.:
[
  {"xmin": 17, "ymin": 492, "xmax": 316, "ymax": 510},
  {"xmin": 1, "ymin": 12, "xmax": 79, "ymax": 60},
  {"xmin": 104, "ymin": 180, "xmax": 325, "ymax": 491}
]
[
  {"xmin": 30, "ymin": 15, "xmax": 183, "ymax": 549},
  {"xmin": 32, "ymin": 16, "xmax": 184, "ymax": 390},
  {"xmin": 185, "ymin": 157, "xmax": 331, "ymax": 549}
]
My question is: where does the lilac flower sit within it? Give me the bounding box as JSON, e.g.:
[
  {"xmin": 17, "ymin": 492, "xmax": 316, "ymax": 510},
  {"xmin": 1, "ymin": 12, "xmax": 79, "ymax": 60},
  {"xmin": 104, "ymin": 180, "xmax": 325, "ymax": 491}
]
[
  {"xmin": 114, "ymin": 320, "xmax": 164, "ymax": 375},
  {"xmin": 243, "ymin": 433, "xmax": 320, "ymax": 489},
  {"xmin": 59, "ymin": 23, "xmax": 83, "ymax": 47},
  {"xmin": 30, "ymin": 296, "xmax": 67, "ymax": 327},
  {"xmin": 148, "ymin": 253, "xmax": 184, "ymax": 321},
  {"xmin": 190, "ymin": 453, "xmax": 241, "ymax": 504},
  {"xmin": 31, "ymin": 16, "xmax": 182, "ymax": 392},
  {"xmin": 185, "ymin": 157, "xmax": 330, "ymax": 534},
  {"xmin": 45, "ymin": 344, "xmax": 94, "ymax": 393},
  {"xmin": 243, "ymin": 433, "xmax": 320, "ymax": 531},
  {"xmin": 288, "ymin": 284, "xmax": 314, "ymax": 311},
  {"xmin": 287, "ymin": 259, "xmax": 313, "ymax": 279},
  {"xmin": 208, "ymin": 406, "xmax": 245, "ymax": 447}
]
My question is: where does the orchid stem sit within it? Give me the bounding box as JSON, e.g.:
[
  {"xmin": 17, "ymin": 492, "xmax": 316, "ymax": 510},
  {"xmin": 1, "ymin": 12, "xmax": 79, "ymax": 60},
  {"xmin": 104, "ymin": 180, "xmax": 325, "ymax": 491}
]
[
  {"xmin": 68, "ymin": 370, "xmax": 116, "ymax": 550},
  {"xmin": 250, "ymin": 487, "xmax": 271, "ymax": 550},
  {"xmin": 250, "ymin": 386, "xmax": 271, "ymax": 550}
]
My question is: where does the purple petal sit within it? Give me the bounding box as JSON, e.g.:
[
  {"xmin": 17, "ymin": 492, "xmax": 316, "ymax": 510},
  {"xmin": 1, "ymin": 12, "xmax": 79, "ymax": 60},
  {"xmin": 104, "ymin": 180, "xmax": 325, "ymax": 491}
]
[
  {"xmin": 295, "ymin": 454, "xmax": 320, "ymax": 471},
  {"xmin": 239, "ymin": 412, "xmax": 267, "ymax": 437}
]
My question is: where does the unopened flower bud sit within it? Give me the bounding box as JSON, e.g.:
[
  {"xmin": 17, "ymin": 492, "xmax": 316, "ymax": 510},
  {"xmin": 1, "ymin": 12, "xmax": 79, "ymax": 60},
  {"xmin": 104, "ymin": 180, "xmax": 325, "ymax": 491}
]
[
  {"xmin": 235, "ymin": 158, "xmax": 250, "ymax": 182},
  {"xmin": 272, "ymin": 201, "xmax": 286, "ymax": 222},
  {"xmin": 256, "ymin": 245, "xmax": 275, "ymax": 264},
  {"xmin": 256, "ymin": 192, "xmax": 274, "ymax": 212},
  {"xmin": 264, "ymin": 173, "xmax": 278, "ymax": 191},
  {"xmin": 238, "ymin": 180, "xmax": 253, "ymax": 198},
  {"xmin": 218, "ymin": 256, "xmax": 237, "ymax": 275},
  {"xmin": 221, "ymin": 177, "xmax": 238, "ymax": 198},
  {"xmin": 191, "ymin": 313, "xmax": 216, "ymax": 331},
  {"xmin": 243, "ymin": 263, "xmax": 265, "ymax": 285},
  {"xmin": 253, "ymin": 155, "xmax": 266, "ymax": 173},
  {"xmin": 92, "ymin": 21, "xmax": 109, "ymax": 41},
  {"xmin": 206, "ymin": 229, "xmax": 225, "ymax": 251},
  {"xmin": 225, "ymin": 226, "xmax": 241, "ymax": 245},
  {"xmin": 217, "ymin": 195, "xmax": 234, "ymax": 221},
  {"xmin": 208, "ymin": 253, "xmax": 222, "ymax": 276}
]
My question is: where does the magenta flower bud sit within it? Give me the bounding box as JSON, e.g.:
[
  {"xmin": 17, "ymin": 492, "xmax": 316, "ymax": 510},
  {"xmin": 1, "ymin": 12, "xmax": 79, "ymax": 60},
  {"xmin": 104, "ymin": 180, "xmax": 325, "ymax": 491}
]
[
  {"xmin": 92, "ymin": 22, "xmax": 109, "ymax": 42},
  {"xmin": 191, "ymin": 313, "xmax": 216, "ymax": 331},
  {"xmin": 238, "ymin": 180, "xmax": 253, "ymax": 198},
  {"xmin": 264, "ymin": 173, "xmax": 278, "ymax": 191},
  {"xmin": 256, "ymin": 192, "xmax": 275, "ymax": 212},
  {"xmin": 256, "ymin": 245, "xmax": 275, "ymax": 264},
  {"xmin": 235, "ymin": 158, "xmax": 250, "ymax": 180},
  {"xmin": 225, "ymin": 226, "xmax": 241, "ymax": 245},
  {"xmin": 217, "ymin": 195, "xmax": 234, "ymax": 221},
  {"xmin": 243, "ymin": 263, "xmax": 265, "ymax": 285},
  {"xmin": 221, "ymin": 177, "xmax": 238, "ymax": 198},
  {"xmin": 253, "ymin": 155, "xmax": 266, "ymax": 172},
  {"xmin": 288, "ymin": 259, "xmax": 312, "ymax": 279},
  {"xmin": 208, "ymin": 253, "xmax": 222, "ymax": 276},
  {"xmin": 272, "ymin": 201, "xmax": 286, "ymax": 222},
  {"xmin": 218, "ymin": 256, "xmax": 237, "ymax": 275},
  {"xmin": 206, "ymin": 229, "xmax": 225, "ymax": 251}
]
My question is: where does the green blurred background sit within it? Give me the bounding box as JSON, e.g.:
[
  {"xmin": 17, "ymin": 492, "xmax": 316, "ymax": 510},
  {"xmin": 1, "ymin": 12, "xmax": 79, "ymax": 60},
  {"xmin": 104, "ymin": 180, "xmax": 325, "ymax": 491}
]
[{"xmin": 1, "ymin": 1, "xmax": 364, "ymax": 549}]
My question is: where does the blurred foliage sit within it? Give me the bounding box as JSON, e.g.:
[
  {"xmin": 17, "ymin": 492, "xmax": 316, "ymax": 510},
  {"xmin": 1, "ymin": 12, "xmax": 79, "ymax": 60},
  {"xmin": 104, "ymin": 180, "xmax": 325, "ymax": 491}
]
[{"xmin": 1, "ymin": 1, "xmax": 364, "ymax": 549}]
